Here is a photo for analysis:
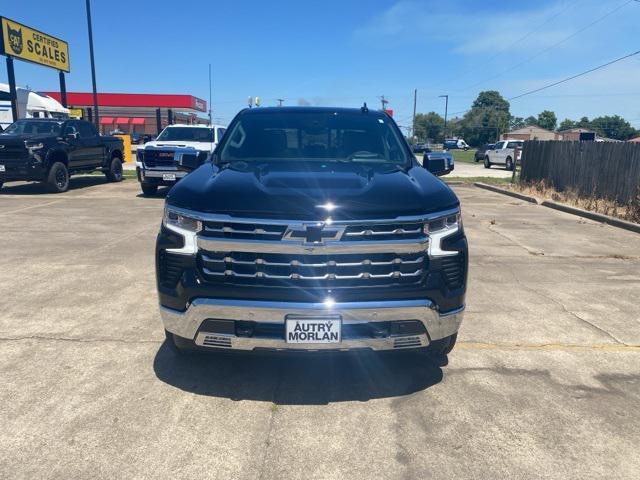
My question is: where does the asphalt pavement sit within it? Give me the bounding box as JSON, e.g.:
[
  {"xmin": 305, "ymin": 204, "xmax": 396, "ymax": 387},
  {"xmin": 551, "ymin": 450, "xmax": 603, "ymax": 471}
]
[{"xmin": 0, "ymin": 177, "xmax": 638, "ymax": 479}]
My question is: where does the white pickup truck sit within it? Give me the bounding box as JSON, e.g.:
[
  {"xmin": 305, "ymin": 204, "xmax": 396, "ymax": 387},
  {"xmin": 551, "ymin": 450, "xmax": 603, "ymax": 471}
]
[
  {"xmin": 483, "ymin": 139, "xmax": 523, "ymax": 171},
  {"xmin": 136, "ymin": 124, "xmax": 226, "ymax": 196}
]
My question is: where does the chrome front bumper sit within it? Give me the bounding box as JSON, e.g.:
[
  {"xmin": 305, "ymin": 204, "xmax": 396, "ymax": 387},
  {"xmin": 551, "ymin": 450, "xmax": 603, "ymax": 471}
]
[
  {"xmin": 142, "ymin": 168, "xmax": 188, "ymax": 179},
  {"xmin": 160, "ymin": 299, "xmax": 464, "ymax": 352}
]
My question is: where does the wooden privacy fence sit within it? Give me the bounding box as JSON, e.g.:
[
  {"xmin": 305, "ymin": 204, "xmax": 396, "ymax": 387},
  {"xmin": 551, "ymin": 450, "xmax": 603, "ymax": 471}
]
[{"xmin": 520, "ymin": 141, "xmax": 640, "ymax": 203}]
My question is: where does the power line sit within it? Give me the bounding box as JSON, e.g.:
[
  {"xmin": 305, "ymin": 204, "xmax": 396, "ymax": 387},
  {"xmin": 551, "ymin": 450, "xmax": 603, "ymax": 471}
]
[
  {"xmin": 428, "ymin": 1, "xmax": 581, "ymax": 90},
  {"xmin": 457, "ymin": 0, "xmax": 636, "ymax": 92},
  {"xmin": 508, "ymin": 49, "xmax": 640, "ymax": 100},
  {"xmin": 444, "ymin": 48, "xmax": 640, "ymax": 117}
]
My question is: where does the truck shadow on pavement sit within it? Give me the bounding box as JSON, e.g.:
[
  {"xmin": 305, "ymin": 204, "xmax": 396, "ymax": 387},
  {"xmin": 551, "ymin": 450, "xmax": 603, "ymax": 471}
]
[
  {"xmin": 0, "ymin": 175, "xmax": 111, "ymax": 195},
  {"xmin": 153, "ymin": 341, "xmax": 444, "ymax": 405}
]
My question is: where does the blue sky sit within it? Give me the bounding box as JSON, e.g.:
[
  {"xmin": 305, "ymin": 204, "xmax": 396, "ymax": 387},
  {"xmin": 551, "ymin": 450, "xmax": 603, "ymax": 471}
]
[{"xmin": 2, "ymin": 0, "xmax": 639, "ymax": 128}]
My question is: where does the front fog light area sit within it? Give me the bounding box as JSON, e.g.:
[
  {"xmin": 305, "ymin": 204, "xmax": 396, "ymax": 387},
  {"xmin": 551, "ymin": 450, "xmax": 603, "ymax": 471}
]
[
  {"xmin": 424, "ymin": 210, "xmax": 461, "ymax": 257},
  {"xmin": 163, "ymin": 207, "xmax": 201, "ymax": 254}
]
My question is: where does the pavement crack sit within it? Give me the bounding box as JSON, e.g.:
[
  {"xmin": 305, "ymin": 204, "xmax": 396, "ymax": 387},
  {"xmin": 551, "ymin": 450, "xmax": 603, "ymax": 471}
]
[
  {"xmin": 257, "ymin": 367, "xmax": 284, "ymax": 480},
  {"xmin": 510, "ymin": 274, "xmax": 627, "ymax": 346},
  {"xmin": 486, "ymin": 223, "xmax": 544, "ymax": 256}
]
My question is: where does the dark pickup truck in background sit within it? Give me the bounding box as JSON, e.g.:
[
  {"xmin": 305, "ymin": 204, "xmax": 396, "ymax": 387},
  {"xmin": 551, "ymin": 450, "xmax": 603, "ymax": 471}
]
[
  {"xmin": 157, "ymin": 106, "xmax": 467, "ymax": 361},
  {"xmin": 0, "ymin": 119, "xmax": 124, "ymax": 193}
]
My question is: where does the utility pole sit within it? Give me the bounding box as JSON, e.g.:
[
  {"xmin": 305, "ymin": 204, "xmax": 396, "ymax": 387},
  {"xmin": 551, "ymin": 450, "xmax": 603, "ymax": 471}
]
[
  {"xmin": 412, "ymin": 89, "xmax": 417, "ymax": 141},
  {"xmin": 379, "ymin": 95, "xmax": 389, "ymax": 111},
  {"xmin": 208, "ymin": 63, "xmax": 212, "ymax": 126},
  {"xmin": 439, "ymin": 94, "xmax": 449, "ymax": 140},
  {"xmin": 85, "ymin": 0, "xmax": 100, "ymax": 129},
  {"xmin": 277, "ymin": 98, "xmax": 284, "ymax": 107}
]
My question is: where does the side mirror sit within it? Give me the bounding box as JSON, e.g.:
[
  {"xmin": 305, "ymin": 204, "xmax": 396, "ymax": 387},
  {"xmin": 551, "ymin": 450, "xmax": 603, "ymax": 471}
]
[
  {"xmin": 423, "ymin": 154, "xmax": 448, "ymax": 176},
  {"xmin": 65, "ymin": 132, "xmax": 79, "ymax": 141}
]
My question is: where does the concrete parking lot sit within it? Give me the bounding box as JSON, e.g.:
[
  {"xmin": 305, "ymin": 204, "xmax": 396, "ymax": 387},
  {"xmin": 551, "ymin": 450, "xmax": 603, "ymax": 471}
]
[{"xmin": 1, "ymin": 177, "xmax": 639, "ymax": 479}]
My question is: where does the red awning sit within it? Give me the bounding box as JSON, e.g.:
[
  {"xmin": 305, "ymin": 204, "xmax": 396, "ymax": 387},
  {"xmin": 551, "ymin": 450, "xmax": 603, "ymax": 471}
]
[
  {"xmin": 99, "ymin": 117, "xmax": 114, "ymax": 125},
  {"xmin": 131, "ymin": 117, "xmax": 145, "ymax": 125},
  {"xmin": 115, "ymin": 117, "xmax": 130, "ymax": 124}
]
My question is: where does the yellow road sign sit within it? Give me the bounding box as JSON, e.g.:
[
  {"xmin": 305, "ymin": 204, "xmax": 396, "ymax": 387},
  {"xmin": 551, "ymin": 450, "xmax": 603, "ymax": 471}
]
[{"xmin": 0, "ymin": 17, "xmax": 70, "ymax": 72}]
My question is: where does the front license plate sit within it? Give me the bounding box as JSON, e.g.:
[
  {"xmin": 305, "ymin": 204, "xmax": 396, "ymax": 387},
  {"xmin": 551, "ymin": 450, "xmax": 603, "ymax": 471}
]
[
  {"xmin": 285, "ymin": 315, "xmax": 341, "ymax": 344},
  {"xmin": 0, "ymin": 164, "xmax": 5, "ymax": 172},
  {"xmin": 162, "ymin": 173, "xmax": 176, "ymax": 181}
]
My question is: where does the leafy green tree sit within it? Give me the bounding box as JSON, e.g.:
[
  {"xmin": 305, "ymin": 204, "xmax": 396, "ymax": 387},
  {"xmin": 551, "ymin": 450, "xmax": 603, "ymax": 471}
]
[
  {"xmin": 590, "ymin": 115, "xmax": 637, "ymax": 140},
  {"xmin": 558, "ymin": 118, "xmax": 577, "ymax": 131},
  {"xmin": 414, "ymin": 111, "xmax": 445, "ymax": 143},
  {"xmin": 509, "ymin": 116, "xmax": 526, "ymax": 130},
  {"xmin": 577, "ymin": 116, "xmax": 591, "ymax": 129},
  {"xmin": 524, "ymin": 115, "xmax": 538, "ymax": 126},
  {"xmin": 536, "ymin": 110, "xmax": 557, "ymax": 130},
  {"xmin": 457, "ymin": 91, "xmax": 511, "ymax": 146}
]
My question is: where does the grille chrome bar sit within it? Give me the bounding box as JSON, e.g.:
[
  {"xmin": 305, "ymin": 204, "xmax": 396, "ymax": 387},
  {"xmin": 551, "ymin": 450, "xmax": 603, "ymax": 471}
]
[
  {"xmin": 201, "ymin": 268, "xmax": 423, "ymax": 280},
  {"xmin": 204, "ymin": 225, "xmax": 285, "ymax": 236},
  {"xmin": 196, "ymin": 237, "xmax": 429, "ymax": 254},
  {"xmin": 201, "ymin": 253, "xmax": 424, "ymax": 267},
  {"xmin": 345, "ymin": 227, "xmax": 422, "ymax": 237}
]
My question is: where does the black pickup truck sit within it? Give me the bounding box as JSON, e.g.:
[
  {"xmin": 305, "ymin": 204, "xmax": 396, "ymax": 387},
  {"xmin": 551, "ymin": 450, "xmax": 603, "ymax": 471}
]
[
  {"xmin": 0, "ymin": 119, "xmax": 124, "ymax": 193},
  {"xmin": 157, "ymin": 106, "xmax": 467, "ymax": 362}
]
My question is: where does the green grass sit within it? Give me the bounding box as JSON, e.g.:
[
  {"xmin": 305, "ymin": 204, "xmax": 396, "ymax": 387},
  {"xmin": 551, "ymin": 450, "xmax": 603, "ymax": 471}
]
[
  {"xmin": 451, "ymin": 149, "xmax": 479, "ymax": 164},
  {"xmin": 444, "ymin": 176, "xmax": 512, "ymax": 185}
]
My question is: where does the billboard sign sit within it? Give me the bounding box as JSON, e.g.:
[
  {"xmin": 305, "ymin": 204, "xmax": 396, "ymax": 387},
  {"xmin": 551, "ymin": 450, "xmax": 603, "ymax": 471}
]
[{"xmin": 0, "ymin": 17, "xmax": 70, "ymax": 72}]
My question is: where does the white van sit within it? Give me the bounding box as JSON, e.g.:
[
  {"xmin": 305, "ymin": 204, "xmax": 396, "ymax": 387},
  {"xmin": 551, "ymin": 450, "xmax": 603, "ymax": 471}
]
[{"xmin": 0, "ymin": 83, "xmax": 70, "ymax": 131}]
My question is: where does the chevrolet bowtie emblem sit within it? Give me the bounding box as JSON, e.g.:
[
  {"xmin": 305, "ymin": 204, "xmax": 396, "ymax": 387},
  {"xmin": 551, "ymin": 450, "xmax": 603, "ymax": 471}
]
[{"xmin": 284, "ymin": 222, "xmax": 345, "ymax": 244}]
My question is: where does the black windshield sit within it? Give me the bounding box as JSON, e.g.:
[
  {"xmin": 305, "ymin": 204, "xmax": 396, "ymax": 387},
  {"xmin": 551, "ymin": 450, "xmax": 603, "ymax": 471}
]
[
  {"xmin": 219, "ymin": 111, "xmax": 410, "ymax": 165},
  {"xmin": 1, "ymin": 120, "xmax": 62, "ymax": 136}
]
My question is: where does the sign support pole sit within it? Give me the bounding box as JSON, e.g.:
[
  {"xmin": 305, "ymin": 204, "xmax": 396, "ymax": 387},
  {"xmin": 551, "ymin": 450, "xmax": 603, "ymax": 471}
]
[
  {"xmin": 6, "ymin": 56, "xmax": 18, "ymax": 122},
  {"xmin": 85, "ymin": 0, "xmax": 100, "ymax": 129},
  {"xmin": 59, "ymin": 71, "xmax": 67, "ymax": 108}
]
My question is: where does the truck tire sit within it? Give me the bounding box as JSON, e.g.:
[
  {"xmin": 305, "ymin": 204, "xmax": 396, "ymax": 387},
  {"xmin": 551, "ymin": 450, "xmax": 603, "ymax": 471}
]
[
  {"xmin": 105, "ymin": 157, "xmax": 123, "ymax": 182},
  {"xmin": 141, "ymin": 182, "xmax": 158, "ymax": 196},
  {"xmin": 46, "ymin": 162, "xmax": 70, "ymax": 193},
  {"xmin": 505, "ymin": 157, "xmax": 514, "ymax": 171},
  {"xmin": 484, "ymin": 156, "xmax": 492, "ymax": 169}
]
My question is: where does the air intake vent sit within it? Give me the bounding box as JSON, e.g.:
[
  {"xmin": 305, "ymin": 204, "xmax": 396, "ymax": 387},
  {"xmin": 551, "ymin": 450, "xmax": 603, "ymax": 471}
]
[
  {"xmin": 393, "ymin": 336, "xmax": 422, "ymax": 349},
  {"xmin": 201, "ymin": 334, "xmax": 232, "ymax": 348}
]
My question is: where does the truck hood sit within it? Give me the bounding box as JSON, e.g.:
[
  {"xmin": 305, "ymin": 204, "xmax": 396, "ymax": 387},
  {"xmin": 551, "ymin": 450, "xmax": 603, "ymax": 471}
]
[
  {"xmin": 167, "ymin": 161, "xmax": 459, "ymax": 221},
  {"xmin": 143, "ymin": 140, "xmax": 214, "ymax": 151}
]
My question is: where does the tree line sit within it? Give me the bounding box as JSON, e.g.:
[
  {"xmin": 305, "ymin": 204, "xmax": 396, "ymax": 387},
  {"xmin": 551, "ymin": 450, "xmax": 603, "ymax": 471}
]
[{"xmin": 413, "ymin": 90, "xmax": 639, "ymax": 146}]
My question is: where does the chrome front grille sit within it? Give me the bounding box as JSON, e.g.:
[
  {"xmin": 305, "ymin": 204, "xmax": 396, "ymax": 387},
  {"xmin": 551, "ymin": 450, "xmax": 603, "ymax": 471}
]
[
  {"xmin": 201, "ymin": 219, "xmax": 425, "ymax": 242},
  {"xmin": 198, "ymin": 251, "xmax": 427, "ymax": 286},
  {"xmin": 188, "ymin": 210, "xmax": 464, "ymax": 288},
  {"xmin": 343, "ymin": 223, "xmax": 423, "ymax": 241},
  {"xmin": 142, "ymin": 150, "xmax": 175, "ymax": 168},
  {"xmin": 202, "ymin": 222, "xmax": 287, "ymax": 240}
]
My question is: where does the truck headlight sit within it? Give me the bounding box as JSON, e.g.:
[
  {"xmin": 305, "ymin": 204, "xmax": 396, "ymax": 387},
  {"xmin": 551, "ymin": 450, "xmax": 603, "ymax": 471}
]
[
  {"xmin": 424, "ymin": 210, "xmax": 461, "ymax": 257},
  {"xmin": 163, "ymin": 206, "xmax": 201, "ymax": 254}
]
